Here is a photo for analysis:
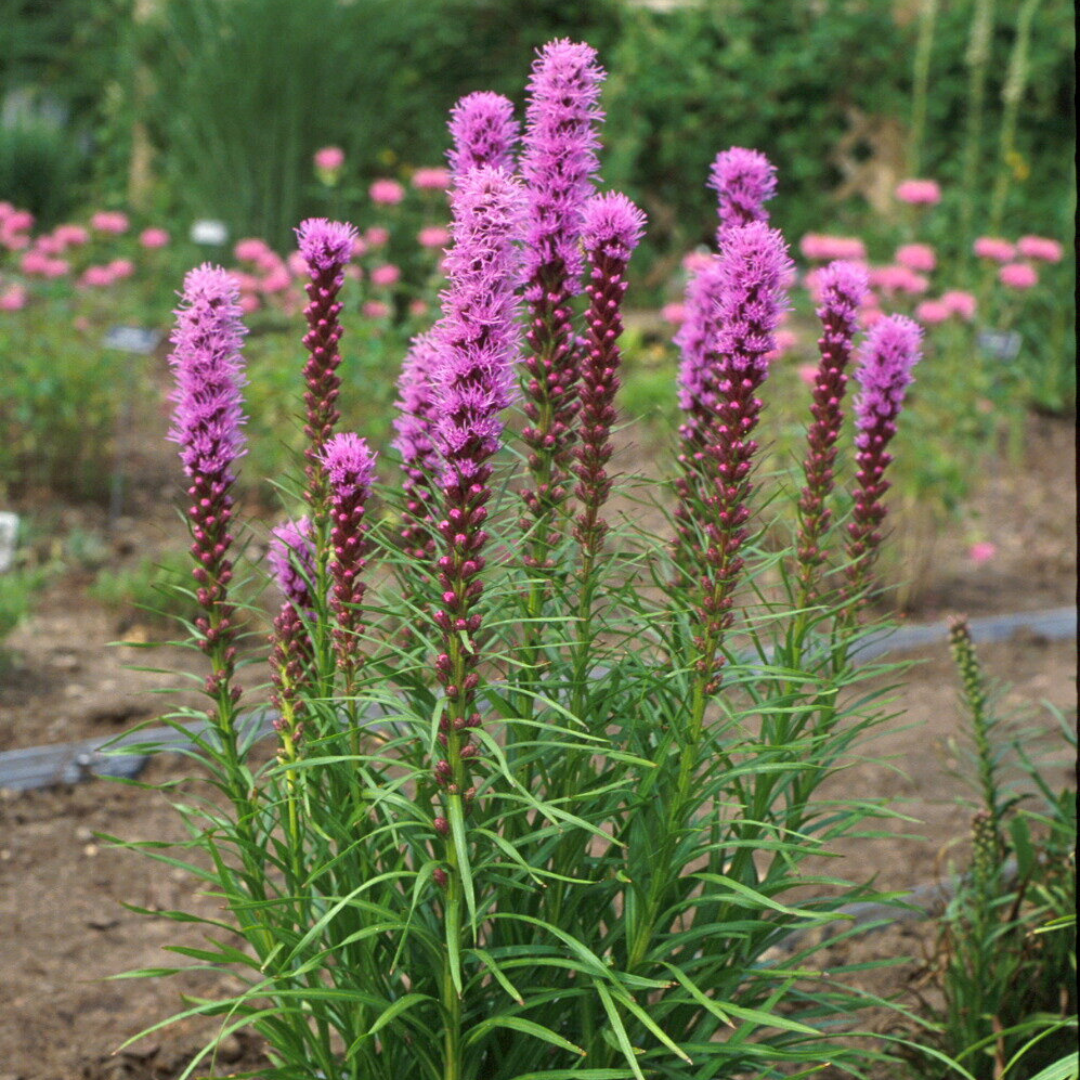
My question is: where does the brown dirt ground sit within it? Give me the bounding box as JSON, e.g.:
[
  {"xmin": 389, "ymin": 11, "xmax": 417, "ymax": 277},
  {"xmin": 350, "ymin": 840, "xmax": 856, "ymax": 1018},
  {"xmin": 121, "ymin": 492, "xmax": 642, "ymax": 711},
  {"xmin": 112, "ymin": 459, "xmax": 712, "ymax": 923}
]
[{"xmin": 0, "ymin": 408, "xmax": 1074, "ymax": 1079}]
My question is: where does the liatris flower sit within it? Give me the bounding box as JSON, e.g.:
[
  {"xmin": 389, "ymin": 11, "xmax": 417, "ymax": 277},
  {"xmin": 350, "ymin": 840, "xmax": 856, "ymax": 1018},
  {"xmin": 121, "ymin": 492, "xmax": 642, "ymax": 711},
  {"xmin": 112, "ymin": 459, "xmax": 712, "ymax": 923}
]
[
  {"xmin": 447, "ymin": 91, "xmax": 520, "ymax": 179},
  {"xmin": 322, "ymin": 433, "xmax": 377, "ymax": 680},
  {"xmin": 518, "ymin": 40, "xmax": 605, "ymax": 554},
  {"xmin": 427, "ymin": 166, "xmax": 524, "ymax": 798},
  {"xmin": 796, "ymin": 260, "xmax": 868, "ymax": 596},
  {"xmin": 684, "ymin": 223, "xmax": 792, "ymax": 690},
  {"xmin": 393, "ymin": 331, "xmax": 442, "ymax": 560},
  {"xmin": 268, "ymin": 517, "xmax": 317, "ymax": 612},
  {"xmin": 574, "ymin": 192, "xmax": 646, "ymax": 557},
  {"xmin": 295, "ymin": 218, "xmax": 358, "ymax": 511},
  {"xmin": 1016, "ymin": 235, "xmax": 1064, "ymax": 262},
  {"xmin": 167, "ymin": 265, "xmax": 248, "ymax": 702},
  {"xmin": 895, "ymin": 178, "xmax": 941, "ymax": 205},
  {"xmin": 844, "ymin": 314, "xmax": 923, "ymax": 609},
  {"xmin": 999, "ymin": 262, "xmax": 1038, "ymax": 289},
  {"xmin": 708, "ymin": 147, "xmax": 777, "ymax": 244}
]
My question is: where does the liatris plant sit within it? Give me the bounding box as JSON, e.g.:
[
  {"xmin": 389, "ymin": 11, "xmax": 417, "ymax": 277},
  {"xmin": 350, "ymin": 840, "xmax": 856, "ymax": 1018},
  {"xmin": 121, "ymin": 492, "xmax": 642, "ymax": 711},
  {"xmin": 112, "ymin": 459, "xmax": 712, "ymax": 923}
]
[
  {"xmin": 124, "ymin": 41, "xmax": 936, "ymax": 1080},
  {"xmin": 447, "ymin": 91, "xmax": 520, "ymax": 179}
]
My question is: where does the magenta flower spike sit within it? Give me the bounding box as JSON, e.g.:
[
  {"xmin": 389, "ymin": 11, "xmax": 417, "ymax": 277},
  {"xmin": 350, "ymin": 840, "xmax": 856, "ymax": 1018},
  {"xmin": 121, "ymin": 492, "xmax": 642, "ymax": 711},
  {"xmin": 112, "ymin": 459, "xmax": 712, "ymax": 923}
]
[
  {"xmin": 167, "ymin": 264, "xmax": 248, "ymax": 701},
  {"xmin": 427, "ymin": 166, "xmax": 524, "ymax": 801},
  {"xmin": 845, "ymin": 314, "xmax": 923, "ymax": 609},
  {"xmin": 574, "ymin": 192, "xmax": 646, "ymax": 557},
  {"xmin": 322, "ymin": 433, "xmax": 377, "ymax": 680},
  {"xmin": 268, "ymin": 517, "xmax": 317, "ymax": 612},
  {"xmin": 685, "ymin": 222, "xmax": 792, "ymax": 690},
  {"xmin": 518, "ymin": 39, "xmax": 605, "ymax": 557},
  {"xmin": 447, "ymin": 91, "xmax": 520, "ymax": 179},
  {"xmin": 295, "ymin": 218, "xmax": 358, "ymax": 512},
  {"xmin": 797, "ymin": 260, "xmax": 868, "ymax": 596},
  {"xmin": 709, "ymin": 147, "xmax": 778, "ymax": 245},
  {"xmin": 393, "ymin": 331, "xmax": 442, "ymax": 561}
]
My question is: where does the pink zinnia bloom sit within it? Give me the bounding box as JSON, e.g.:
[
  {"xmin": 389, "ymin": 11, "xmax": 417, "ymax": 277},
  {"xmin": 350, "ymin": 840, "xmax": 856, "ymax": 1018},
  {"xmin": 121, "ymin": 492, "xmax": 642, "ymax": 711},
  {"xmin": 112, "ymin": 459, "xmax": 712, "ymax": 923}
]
[
  {"xmin": 53, "ymin": 223, "xmax": 89, "ymax": 246},
  {"xmin": 234, "ymin": 237, "xmax": 272, "ymax": 263},
  {"xmin": 79, "ymin": 265, "xmax": 115, "ymax": 287},
  {"xmin": 362, "ymin": 299, "xmax": 390, "ymax": 319},
  {"xmin": 661, "ymin": 301, "xmax": 687, "ymax": 325},
  {"xmin": 800, "ymin": 234, "xmax": 867, "ymax": 262},
  {"xmin": 973, "ymin": 237, "xmax": 1016, "ymax": 263},
  {"xmin": 370, "ymin": 263, "xmax": 401, "ymax": 287},
  {"xmin": 369, "ymin": 178, "xmax": 405, "ymax": 205},
  {"xmin": 941, "ymin": 290, "xmax": 977, "ymax": 320},
  {"xmin": 108, "ymin": 258, "xmax": 135, "ymax": 279},
  {"xmin": 90, "ymin": 210, "xmax": 129, "ymax": 234},
  {"xmin": 4, "ymin": 209, "xmax": 34, "ymax": 233},
  {"xmin": 969, "ymin": 541, "xmax": 997, "ymax": 564},
  {"xmin": 1016, "ymin": 235, "xmax": 1064, "ymax": 263},
  {"xmin": 0, "ymin": 284, "xmax": 28, "ymax": 311},
  {"xmin": 896, "ymin": 243, "xmax": 936, "ymax": 273},
  {"xmin": 895, "ymin": 179, "xmax": 941, "ymax": 205},
  {"xmin": 139, "ymin": 227, "xmax": 170, "ymax": 249},
  {"xmin": 365, "ymin": 226, "xmax": 389, "ymax": 247},
  {"xmin": 34, "ymin": 235, "xmax": 65, "ymax": 256},
  {"xmin": 999, "ymin": 262, "xmax": 1038, "ymax": 289},
  {"xmin": 412, "ymin": 167, "xmax": 451, "ymax": 191},
  {"xmin": 20, "ymin": 250, "xmax": 52, "ymax": 275},
  {"xmin": 915, "ymin": 299, "xmax": 951, "ymax": 325},
  {"xmin": 418, "ymin": 225, "xmax": 450, "ymax": 249},
  {"xmin": 314, "ymin": 146, "xmax": 345, "ymax": 173}
]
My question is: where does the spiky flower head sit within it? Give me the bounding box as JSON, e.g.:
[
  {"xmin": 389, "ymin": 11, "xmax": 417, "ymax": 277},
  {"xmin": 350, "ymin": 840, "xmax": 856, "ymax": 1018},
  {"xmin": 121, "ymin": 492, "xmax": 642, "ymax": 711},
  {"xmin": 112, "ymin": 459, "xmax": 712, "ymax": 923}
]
[
  {"xmin": 853, "ymin": 314, "xmax": 923, "ymax": 443},
  {"xmin": 323, "ymin": 432, "xmax": 377, "ymax": 499},
  {"xmin": 168, "ymin": 264, "xmax": 248, "ymax": 480},
  {"xmin": 430, "ymin": 167, "xmax": 525, "ymax": 481},
  {"xmin": 448, "ymin": 91, "xmax": 520, "ymax": 178},
  {"xmin": 816, "ymin": 259, "xmax": 869, "ymax": 325},
  {"xmin": 268, "ymin": 517, "xmax": 316, "ymax": 611},
  {"xmin": 676, "ymin": 255, "xmax": 724, "ymax": 414},
  {"xmin": 295, "ymin": 218, "xmax": 358, "ymax": 278},
  {"xmin": 709, "ymin": 147, "xmax": 777, "ymax": 240},
  {"xmin": 581, "ymin": 191, "xmax": 647, "ymax": 262},
  {"xmin": 393, "ymin": 331, "xmax": 442, "ymax": 470},
  {"xmin": 521, "ymin": 38, "xmax": 605, "ymax": 295}
]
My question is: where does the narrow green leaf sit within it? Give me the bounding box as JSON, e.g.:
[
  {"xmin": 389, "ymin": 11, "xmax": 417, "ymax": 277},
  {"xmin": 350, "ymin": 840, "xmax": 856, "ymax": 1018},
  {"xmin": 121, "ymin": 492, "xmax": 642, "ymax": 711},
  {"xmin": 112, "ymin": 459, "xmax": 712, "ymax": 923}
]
[
  {"xmin": 465, "ymin": 1015, "xmax": 585, "ymax": 1056},
  {"xmin": 594, "ymin": 980, "xmax": 646, "ymax": 1080}
]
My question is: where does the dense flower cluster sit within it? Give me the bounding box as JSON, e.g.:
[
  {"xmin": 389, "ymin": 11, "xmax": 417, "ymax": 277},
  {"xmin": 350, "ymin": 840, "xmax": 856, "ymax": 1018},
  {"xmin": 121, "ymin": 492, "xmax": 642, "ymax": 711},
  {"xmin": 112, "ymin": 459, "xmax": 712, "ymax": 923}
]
[
  {"xmin": 708, "ymin": 147, "xmax": 778, "ymax": 242},
  {"xmin": 447, "ymin": 91, "xmax": 520, "ymax": 178}
]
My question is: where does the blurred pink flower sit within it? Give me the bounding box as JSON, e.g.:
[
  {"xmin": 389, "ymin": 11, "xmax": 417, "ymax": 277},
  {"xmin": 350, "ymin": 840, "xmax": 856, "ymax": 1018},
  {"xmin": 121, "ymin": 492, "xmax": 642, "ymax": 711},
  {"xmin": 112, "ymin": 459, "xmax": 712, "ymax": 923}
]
[
  {"xmin": 941, "ymin": 290, "xmax": 977, "ymax": 320},
  {"xmin": 973, "ymin": 237, "xmax": 1015, "ymax": 263},
  {"xmin": 766, "ymin": 328, "xmax": 799, "ymax": 359},
  {"xmin": 344, "ymin": 264, "xmax": 363, "ymax": 281},
  {"xmin": 351, "ymin": 235, "xmax": 369, "ymax": 258},
  {"xmin": 108, "ymin": 258, "xmax": 135, "ymax": 279},
  {"xmin": 239, "ymin": 293, "xmax": 261, "ymax": 314},
  {"xmin": 234, "ymin": 237, "xmax": 272, "ymax": 262},
  {"xmin": 1016, "ymin": 235, "xmax": 1064, "ymax": 263},
  {"xmin": 362, "ymin": 299, "xmax": 390, "ymax": 319},
  {"xmin": 370, "ymin": 263, "xmax": 400, "ymax": 287},
  {"xmin": 418, "ymin": 225, "xmax": 450, "ymax": 249},
  {"xmin": 286, "ymin": 251, "xmax": 310, "ymax": 277},
  {"xmin": 4, "ymin": 209, "xmax": 34, "ymax": 233},
  {"xmin": 969, "ymin": 541, "xmax": 997, "ymax": 564},
  {"xmin": 895, "ymin": 243, "xmax": 936, "ymax": 273},
  {"xmin": 260, "ymin": 266, "xmax": 291, "ymax": 293},
  {"xmin": 661, "ymin": 301, "xmax": 687, "ymax": 325},
  {"xmin": 226, "ymin": 269, "xmax": 260, "ymax": 293},
  {"xmin": 369, "ymin": 178, "xmax": 405, "ymax": 205},
  {"xmin": 314, "ymin": 146, "xmax": 345, "ymax": 172},
  {"xmin": 0, "ymin": 201, "xmax": 13, "ymax": 220},
  {"xmin": 895, "ymin": 179, "xmax": 941, "ymax": 205},
  {"xmin": 681, "ymin": 250, "xmax": 713, "ymax": 274},
  {"xmin": 412, "ymin": 167, "xmax": 451, "ymax": 191},
  {"xmin": 862, "ymin": 307, "xmax": 886, "ymax": 328},
  {"xmin": 54, "ymin": 224, "xmax": 89, "ymax": 247},
  {"xmin": 0, "ymin": 284, "xmax": 28, "ymax": 311},
  {"xmin": 915, "ymin": 299, "xmax": 950, "ymax": 324},
  {"xmin": 73, "ymin": 315, "xmax": 91, "ymax": 332},
  {"xmin": 34, "ymin": 235, "xmax": 65, "ymax": 256},
  {"xmin": 139, "ymin": 227, "xmax": 170, "ymax": 249},
  {"xmin": 799, "ymin": 233, "xmax": 867, "ymax": 261},
  {"xmin": 870, "ymin": 265, "xmax": 930, "ymax": 295},
  {"xmin": 79, "ymin": 265, "xmax": 115, "ymax": 287},
  {"xmin": 999, "ymin": 262, "xmax": 1038, "ymax": 289},
  {"xmin": 409, "ymin": 299, "xmax": 428, "ymax": 316},
  {"xmin": 797, "ymin": 363, "xmax": 818, "ymax": 387},
  {"xmin": 365, "ymin": 226, "xmax": 389, "ymax": 247},
  {"xmin": 90, "ymin": 210, "xmax": 129, "ymax": 234},
  {"xmin": 20, "ymin": 250, "xmax": 52, "ymax": 275},
  {"xmin": 42, "ymin": 258, "xmax": 70, "ymax": 279}
]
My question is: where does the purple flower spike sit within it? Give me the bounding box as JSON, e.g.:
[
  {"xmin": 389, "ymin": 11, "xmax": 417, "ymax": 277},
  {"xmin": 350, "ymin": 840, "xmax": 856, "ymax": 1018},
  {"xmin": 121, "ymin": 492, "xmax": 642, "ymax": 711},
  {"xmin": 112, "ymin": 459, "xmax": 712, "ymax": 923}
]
[
  {"xmin": 575, "ymin": 193, "xmax": 645, "ymax": 556},
  {"xmin": 295, "ymin": 217, "xmax": 358, "ymax": 512},
  {"xmin": 167, "ymin": 264, "xmax": 248, "ymax": 696},
  {"xmin": 268, "ymin": 517, "xmax": 317, "ymax": 612},
  {"xmin": 322, "ymin": 433, "xmax": 377, "ymax": 681},
  {"xmin": 709, "ymin": 147, "xmax": 778, "ymax": 244},
  {"xmin": 427, "ymin": 166, "xmax": 524, "ymax": 805},
  {"xmin": 797, "ymin": 260, "xmax": 869, "ymax": 591},
  {"xmin": 845, "ymin": 314, "xmax": 923, "ymax": 608},
  {"xmin": 518, "ymin": 40, "xmax": 605, "ymax": 553},
  {"xmin": 448, "ymin": 91, "xmax": 520, "ymax": 178}
]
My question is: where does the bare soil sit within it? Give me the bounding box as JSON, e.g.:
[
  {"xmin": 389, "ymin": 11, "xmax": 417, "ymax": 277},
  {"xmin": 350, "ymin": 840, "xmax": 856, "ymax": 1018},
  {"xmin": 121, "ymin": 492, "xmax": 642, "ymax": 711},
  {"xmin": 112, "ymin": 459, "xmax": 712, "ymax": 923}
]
[{"xmin": 0, "ymin": 412, "xmax": 1074, "ymax": 1079}]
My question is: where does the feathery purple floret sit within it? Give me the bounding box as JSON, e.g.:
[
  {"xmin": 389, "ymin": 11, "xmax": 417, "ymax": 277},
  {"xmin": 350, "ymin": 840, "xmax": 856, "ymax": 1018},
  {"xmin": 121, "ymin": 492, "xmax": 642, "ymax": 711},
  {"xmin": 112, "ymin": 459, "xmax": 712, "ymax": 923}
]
[
  {"xmin": 168, "ymin": 264, "xmax": 248, "ymax": 480},
  {"xmin": 448, "ymin": 92, "xmax": 520, "ymax": 178},
  {"xmin": 520, "ymin": 38, "xmax": 605, "ymax": 296},
  {"xmin": 268, "ymin": 517, "xmax": 316, "ymax": 612},
  {"xmin": 676, "ymin": 255, "xmax": 724, "ymax": 415},
  {"xmin": 709, "ymin": 147, "xmax": 777, "ymax": 242},
  {"xmin": 853, "ymin": 314, "xmax": 922, "ymax": 440},
  {"xmin": 393, "ymin": 332, "xmax": 441, "ymax": 470},
  {"xmin": 580, "ymin": 191, "xmax": 646, "ymax": 262},
  {"xmin": 430, "ymin": 167, "xmax": 524, "ymax": 483},
  {"xmin": 323, "ymin": 432, "xmax": 377, "ymax": 496},
  {"xmin": 296, "ymin": 218, "xmax": 358, "ymax": 278}
]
